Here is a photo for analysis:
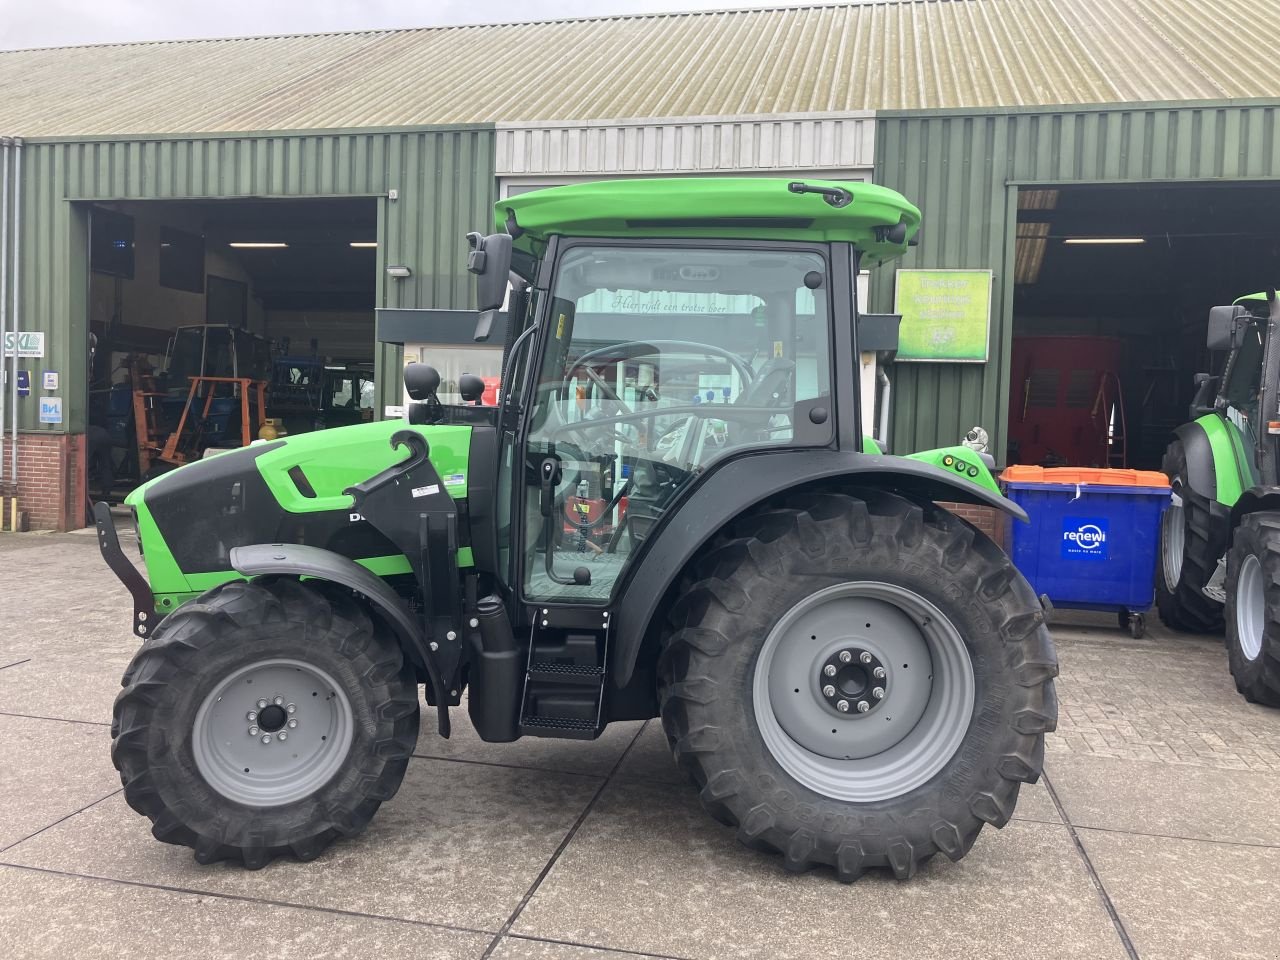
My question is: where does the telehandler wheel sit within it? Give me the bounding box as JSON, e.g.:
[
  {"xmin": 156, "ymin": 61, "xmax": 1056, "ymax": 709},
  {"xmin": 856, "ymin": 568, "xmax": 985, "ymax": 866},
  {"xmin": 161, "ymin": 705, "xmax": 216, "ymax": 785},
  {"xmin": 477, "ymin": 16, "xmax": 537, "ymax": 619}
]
[
  {"xmin": 112, "ymin": 578, "xmax": 420, "ymax": 869},
  {"xmin": 658, "ymin": 490, "xmax": 1058, "ymax": 881},
  {"xmin": 1224, "ymin": 513, "xmax": 1280, "ymax": 707},
  {"xmin": 1157, "ymin": 440, "xmax": 1224, "ymax": 633}
]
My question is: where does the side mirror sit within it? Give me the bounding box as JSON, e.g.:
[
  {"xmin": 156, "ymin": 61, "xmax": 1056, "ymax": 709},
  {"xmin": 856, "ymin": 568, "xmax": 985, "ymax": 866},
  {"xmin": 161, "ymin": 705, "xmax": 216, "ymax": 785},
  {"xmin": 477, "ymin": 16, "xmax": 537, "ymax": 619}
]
[
  {"xmin": 467, "ymin": 232, "xmax": 513, "ymax": 342},
  {"xmin": 458, "ymin": 373, "xmax": 485, "ymax": 405},
  {"xmin": 1207, "ymin": 304, "xmax": 1249, "ymax": 351},
  {"xmin": 404, "ymin": 363, "xmax": 441, "ymax": 402}
]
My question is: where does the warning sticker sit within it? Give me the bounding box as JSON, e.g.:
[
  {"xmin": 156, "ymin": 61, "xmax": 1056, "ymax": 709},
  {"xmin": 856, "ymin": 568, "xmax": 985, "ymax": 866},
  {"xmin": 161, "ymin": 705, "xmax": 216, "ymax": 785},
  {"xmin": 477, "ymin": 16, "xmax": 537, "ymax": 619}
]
[
  {"xmin": 411, "ymin": 484, "xmax": 440, "ymax": 498},
  {"xmin": 444, "ymin": 474, "xmax": 466, "ymax": 486}
]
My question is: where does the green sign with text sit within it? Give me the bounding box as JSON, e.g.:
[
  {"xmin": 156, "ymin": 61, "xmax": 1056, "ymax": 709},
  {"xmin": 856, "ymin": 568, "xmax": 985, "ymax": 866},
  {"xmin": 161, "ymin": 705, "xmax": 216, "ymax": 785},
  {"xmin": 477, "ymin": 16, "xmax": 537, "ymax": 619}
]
[{"xmin": 893, "ymin": 269, "xmax": 992, "ymax": 362}]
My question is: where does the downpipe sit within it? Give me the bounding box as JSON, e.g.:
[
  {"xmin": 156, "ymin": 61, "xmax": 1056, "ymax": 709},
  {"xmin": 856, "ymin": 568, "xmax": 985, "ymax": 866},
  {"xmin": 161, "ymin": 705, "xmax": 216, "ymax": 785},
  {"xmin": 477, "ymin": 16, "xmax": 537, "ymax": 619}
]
[
  {"xmin": 7, "ymin": 138, "xmax": 19, "ymax": 487},
  {"xmin": 0, "ymin": 138, "xmax": 10, "ymax": 486}
]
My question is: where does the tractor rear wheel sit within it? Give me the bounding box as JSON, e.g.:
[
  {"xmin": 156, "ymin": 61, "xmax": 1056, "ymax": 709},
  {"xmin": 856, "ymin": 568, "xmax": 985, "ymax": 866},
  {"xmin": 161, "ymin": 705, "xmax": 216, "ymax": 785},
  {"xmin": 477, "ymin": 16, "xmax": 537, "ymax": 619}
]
[
  {"xmin": 1157, "ymin": 440, "xmax": 1225, "ymax": 633},
  {"xmin": 112, "ymin": 578, "xmax": 419, "ymax": 868},
  {"xmin": 1224, "ymin": 513, "xmax": 1280, "ymax": 707},
  {"xmin": 658, "ymin": 490, "xmax": 1058, "ymax": 880}
]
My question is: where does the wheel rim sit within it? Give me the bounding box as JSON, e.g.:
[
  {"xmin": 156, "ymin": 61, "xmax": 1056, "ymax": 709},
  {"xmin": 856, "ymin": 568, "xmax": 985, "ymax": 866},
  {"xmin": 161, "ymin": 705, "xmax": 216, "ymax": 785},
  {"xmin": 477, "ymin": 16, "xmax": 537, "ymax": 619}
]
[
  {"xmin": 752, "ymin": 582, "xmax": 975, "ymax": 803},
  {"xmin": 192, "ymin": 658, "xmax": 355, "ymax": 807},
  {"xmin": 1161, "ymin": 492, "xmax": 1185, "ymax": 590},
  {"xmin": 1236, "ymin": 554, "xmax": 1265, "ymax": 662}
]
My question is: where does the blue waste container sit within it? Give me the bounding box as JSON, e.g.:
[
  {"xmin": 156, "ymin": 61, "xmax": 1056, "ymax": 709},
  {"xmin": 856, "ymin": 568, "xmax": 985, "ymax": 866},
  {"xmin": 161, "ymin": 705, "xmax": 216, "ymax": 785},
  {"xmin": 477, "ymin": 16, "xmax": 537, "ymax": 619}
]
[{"xmin": 1001, "ymin": 466, "xmax": 1171, "ymax": 637}]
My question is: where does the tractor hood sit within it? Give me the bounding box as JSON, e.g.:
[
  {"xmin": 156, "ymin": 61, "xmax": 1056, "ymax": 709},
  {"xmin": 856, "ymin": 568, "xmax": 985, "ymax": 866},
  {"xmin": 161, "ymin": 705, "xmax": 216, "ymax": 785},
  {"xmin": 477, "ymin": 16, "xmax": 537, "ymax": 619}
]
[{"xmin": 125, "ymin": 419, "xmax": 472, "ymax": 603}]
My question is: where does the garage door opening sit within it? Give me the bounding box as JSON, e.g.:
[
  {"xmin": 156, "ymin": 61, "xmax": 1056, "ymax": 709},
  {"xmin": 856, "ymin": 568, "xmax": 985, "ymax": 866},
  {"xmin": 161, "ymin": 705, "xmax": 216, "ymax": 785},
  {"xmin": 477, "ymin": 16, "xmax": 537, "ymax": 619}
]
[
  {"xmin": 84, "ymin": 196, "xmax": 378, "ymax": 501},
  {"xmin": 1008, "ymin": 182, "xmax": 1280, "ymax": 470}
]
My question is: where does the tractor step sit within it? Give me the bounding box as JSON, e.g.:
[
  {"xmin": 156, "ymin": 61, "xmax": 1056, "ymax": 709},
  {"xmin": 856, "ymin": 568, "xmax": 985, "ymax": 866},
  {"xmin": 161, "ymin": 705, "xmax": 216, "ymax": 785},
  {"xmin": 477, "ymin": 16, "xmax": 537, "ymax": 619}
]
[
  {"xmin": 518, "ymin": 715, "xmax": 599, "ymax": 739},
  {"xmin": 518, "ymin": 608, "xmax": 611, "ymax": 739},
  {"xmin": 527, "ymin": 661, "xmax": 604, "ymax": 684}
]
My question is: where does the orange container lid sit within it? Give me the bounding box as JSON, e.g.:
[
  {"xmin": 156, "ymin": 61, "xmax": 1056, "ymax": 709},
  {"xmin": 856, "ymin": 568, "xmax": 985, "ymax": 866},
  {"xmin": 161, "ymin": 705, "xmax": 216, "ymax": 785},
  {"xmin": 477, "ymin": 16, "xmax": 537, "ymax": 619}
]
[{"xmin": 999, "ymin": 465, "xmax": 1170, "ymax": 488}]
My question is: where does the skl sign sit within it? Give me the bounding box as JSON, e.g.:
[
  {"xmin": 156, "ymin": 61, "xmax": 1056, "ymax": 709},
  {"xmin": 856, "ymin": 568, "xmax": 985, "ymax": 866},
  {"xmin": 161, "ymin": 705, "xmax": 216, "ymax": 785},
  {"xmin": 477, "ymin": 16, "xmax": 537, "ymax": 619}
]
[
  {"xmin": 1062, "ymin": 518, "xmax": 1109, "ymax": 561},
  {"xmin": 2, "ymin": 331, "xmax": 45, "ymax": 358}
]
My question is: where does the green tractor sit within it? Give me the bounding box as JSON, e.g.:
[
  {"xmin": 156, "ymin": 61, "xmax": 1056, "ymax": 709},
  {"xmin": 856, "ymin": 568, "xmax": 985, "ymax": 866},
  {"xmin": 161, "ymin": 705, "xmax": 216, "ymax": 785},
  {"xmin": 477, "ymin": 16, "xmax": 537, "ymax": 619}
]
[
  {"xmin": 1158, "ymin": 290, "xmax": 1280, "ymax": 705},
  {"xmin": 96, "ymin": 178, "xmax": 1057, "ymax": 879}
]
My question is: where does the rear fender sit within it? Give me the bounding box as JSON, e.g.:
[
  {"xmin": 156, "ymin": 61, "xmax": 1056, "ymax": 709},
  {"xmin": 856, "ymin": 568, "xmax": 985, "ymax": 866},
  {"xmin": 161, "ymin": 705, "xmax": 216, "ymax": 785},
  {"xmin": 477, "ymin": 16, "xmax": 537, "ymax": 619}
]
[
  {"xmin": 610, "ymin": 449, "xmax": 1028, "ymax": 687},
  {"xmin": 1176, "ymin": 417, "xmax": 1253, "ymax": 507}
]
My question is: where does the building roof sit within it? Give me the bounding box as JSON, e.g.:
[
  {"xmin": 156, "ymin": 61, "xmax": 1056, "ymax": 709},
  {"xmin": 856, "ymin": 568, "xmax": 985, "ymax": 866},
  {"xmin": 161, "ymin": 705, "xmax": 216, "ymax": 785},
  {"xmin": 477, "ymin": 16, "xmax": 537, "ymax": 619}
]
[{"xmin": 3, "ymin": 0, "xmax": 1278, "ymax": 138}]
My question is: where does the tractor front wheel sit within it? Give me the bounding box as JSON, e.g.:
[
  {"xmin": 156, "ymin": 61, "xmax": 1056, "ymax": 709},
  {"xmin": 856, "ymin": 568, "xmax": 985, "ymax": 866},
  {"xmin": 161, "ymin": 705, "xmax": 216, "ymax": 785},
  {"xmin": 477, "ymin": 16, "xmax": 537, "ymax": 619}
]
[
  {"xmin": 659, "ymin": 490, "xmax": 1058, "ymax": 880},
  {"xmin": 1224, "ymin": 513, "xmax": 1280, "ymax": 706},
  {"xmin": 112, "ymin": 578, "xmax": 420, "ymax": 868}
]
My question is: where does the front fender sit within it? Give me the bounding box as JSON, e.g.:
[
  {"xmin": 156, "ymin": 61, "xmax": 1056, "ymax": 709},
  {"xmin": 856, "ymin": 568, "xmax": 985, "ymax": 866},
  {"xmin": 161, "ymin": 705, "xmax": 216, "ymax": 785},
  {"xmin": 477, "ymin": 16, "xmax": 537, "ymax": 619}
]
[
  {"xmin": 610, "ymin": 449, "xmax": 1028, "ymax": 687},
  {"xmin": 229, "ymin": 542, "xmax": 450, "ymax": 733}
]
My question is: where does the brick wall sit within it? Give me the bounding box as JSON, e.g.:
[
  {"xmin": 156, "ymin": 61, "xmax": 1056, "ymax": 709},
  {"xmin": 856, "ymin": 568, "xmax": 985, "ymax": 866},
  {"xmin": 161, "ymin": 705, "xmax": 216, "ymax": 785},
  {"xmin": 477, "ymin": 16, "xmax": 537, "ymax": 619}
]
[
  {"xmin": 0, "ymin": 433, "xmax": 85, "ymax": 532},
  {"xmin": 937, "ymin": 501, "xmax": 1007, "ymax": 551}
]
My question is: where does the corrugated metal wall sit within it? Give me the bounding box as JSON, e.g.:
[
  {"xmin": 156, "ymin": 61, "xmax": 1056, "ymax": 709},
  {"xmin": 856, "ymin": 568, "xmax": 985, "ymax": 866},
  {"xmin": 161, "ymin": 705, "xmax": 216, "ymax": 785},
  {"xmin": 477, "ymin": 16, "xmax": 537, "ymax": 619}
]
[
  {"xmin": 496, "ymin": 114, "xmax": 875, "ymax": 177},
  {"xmin": 872, "ymin": 101, "xmax": 1280, "ymax": 457},
  {"xmin": 5, "ymin": 126, "xmax": 495, "ymax": 433}
]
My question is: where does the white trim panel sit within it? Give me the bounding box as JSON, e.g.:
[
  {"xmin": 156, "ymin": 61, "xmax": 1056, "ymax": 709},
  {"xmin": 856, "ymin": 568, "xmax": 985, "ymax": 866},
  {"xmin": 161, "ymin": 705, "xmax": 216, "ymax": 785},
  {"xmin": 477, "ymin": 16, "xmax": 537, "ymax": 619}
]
[{"xmin": 496, "ymin": 113, "xmax": 876, "ymax": 177}]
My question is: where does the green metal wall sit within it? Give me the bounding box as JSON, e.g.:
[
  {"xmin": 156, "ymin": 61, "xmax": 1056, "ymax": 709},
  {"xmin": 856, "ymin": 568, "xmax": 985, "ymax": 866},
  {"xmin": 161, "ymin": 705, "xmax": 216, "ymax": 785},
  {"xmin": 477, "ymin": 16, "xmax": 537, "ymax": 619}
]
[
  {"xmin": 871, "ymin": 100, "xmax": 1280, "ymax": 458},
  {"xmin": 5, "ymin": 125, "xmax": 495, "ymax": 433}
]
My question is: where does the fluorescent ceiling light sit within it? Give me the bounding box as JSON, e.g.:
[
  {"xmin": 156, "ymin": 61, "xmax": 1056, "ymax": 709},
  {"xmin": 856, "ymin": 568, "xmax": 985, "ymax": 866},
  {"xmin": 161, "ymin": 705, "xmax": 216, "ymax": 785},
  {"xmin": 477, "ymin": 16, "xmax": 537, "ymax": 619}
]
[
  {"xmin": 1062, "ymin": 237, "xmax": 1146, "ymax": 245},
  {"xmin": 349, "ymin": 241, "xmax": 378, "ymax": 248},
  {"xmin": 229, "ymin": 241, "xmax": 288, "ymax": 249}
]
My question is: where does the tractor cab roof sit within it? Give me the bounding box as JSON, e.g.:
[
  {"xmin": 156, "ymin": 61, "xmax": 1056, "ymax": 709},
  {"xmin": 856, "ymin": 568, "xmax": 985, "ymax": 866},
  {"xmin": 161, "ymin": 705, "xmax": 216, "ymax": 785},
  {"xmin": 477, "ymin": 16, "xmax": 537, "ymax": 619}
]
[{"xmin": 496, "ymin": 177, "xmax": 922, "ymax": 265}]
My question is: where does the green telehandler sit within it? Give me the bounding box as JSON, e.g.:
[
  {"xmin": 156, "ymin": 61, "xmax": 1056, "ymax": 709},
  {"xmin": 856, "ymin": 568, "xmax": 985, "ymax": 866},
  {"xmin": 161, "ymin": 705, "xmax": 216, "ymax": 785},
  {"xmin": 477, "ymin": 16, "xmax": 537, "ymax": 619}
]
[
  {"xmin": 96, "ymin": 177, "xmax": 1057, "ymax": 879},
  {"xmin": 1158, "ymin": 290, "xmax": 1280, "ymax": 705}
]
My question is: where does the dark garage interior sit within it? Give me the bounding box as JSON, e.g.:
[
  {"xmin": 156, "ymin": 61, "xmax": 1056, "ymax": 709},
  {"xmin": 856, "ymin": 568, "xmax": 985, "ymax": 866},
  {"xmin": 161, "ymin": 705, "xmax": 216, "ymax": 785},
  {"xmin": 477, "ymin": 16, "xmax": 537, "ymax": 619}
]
[
  {"xmin": 1009, "ymin": 181, "xmax": 1280, "ymax": 470},
  {"xmin": 85, "ymin": 196, "xmax": 378, "ymax": 498}
]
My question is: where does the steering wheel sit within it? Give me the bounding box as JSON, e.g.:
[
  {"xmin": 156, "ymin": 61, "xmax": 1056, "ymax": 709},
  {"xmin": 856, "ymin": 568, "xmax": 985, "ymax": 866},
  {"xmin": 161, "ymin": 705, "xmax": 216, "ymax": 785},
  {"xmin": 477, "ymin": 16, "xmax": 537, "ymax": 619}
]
[{"xmin": 561, "ymin": 340, "xmax": 757, "ymax": 416}]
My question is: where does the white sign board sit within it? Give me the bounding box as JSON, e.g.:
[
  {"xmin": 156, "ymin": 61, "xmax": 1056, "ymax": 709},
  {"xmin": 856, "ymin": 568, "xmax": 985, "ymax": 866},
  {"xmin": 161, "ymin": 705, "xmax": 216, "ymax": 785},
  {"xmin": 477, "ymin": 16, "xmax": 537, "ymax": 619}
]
[
  {"xmin": 3, "ymin": 331, "xmax": 45, "ymax": 358},
  {"xmin": 39, "ymin": 396, "xmax": 63, "ymax": 424}
]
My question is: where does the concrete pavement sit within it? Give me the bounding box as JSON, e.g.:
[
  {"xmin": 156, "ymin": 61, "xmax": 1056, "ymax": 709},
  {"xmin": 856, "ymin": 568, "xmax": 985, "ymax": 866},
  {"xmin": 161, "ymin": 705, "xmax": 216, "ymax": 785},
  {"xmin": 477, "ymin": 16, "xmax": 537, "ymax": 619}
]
[{"xmin": 1, "ymin": 530, "xmax": 1277, "ymax": 959}]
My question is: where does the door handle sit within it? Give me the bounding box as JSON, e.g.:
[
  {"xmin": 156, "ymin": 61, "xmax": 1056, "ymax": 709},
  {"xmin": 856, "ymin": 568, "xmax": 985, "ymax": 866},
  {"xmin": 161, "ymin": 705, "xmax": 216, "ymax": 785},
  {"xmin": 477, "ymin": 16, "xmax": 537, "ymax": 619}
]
[{"xmin": 539, "ymin": 456, "xmax": 561, "ymax": 517}]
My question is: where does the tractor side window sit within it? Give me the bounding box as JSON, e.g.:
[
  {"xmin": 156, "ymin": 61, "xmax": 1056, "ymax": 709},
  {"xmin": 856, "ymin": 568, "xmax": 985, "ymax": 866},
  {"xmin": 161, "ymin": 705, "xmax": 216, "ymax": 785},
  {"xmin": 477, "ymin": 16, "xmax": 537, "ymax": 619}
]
[
  {"xmin": 1223, "ymin": 322, "xmax": 1264, "ymax": 443},
  {"xmin": 522, "ymin": 245, "xmax": 831, "ymax": 603}
]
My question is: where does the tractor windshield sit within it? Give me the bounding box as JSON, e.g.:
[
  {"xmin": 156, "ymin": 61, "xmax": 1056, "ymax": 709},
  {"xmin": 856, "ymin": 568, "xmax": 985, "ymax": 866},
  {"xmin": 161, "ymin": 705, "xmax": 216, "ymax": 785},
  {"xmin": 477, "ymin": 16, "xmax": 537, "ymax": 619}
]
[{"xmin": 522, "ymin": 243, "xmax": 832, "ymax": 601}]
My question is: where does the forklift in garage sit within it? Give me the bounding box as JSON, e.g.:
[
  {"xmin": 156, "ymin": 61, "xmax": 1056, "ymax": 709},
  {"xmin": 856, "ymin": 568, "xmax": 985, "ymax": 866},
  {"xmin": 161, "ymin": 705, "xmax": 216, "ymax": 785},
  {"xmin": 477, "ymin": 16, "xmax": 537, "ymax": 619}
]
[
  {"xmin": 95, "ymin": 178, "xmax": 1057, "ymax": 880},
  {"xmin": 1159, "ymin": 290, "xmax": 1280, "ymax": 705}
]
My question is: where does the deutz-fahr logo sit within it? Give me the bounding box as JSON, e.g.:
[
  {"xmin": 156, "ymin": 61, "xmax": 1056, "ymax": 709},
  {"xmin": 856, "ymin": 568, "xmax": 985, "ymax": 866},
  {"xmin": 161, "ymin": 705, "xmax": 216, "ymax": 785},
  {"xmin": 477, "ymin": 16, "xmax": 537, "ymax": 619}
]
[{"xmin": 1062, "ymin": 517, "xmax": 1109, "ymax": 560}]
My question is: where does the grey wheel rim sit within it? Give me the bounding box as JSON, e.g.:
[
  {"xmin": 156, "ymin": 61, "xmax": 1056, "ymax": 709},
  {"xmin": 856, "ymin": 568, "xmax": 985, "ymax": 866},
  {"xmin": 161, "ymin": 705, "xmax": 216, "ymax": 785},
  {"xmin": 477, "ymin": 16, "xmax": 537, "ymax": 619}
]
[
  {"xmin": 1236, "ymin": 554, "xmax": 1265, "ymax": 662},
  {"xmin": 752, "ymin": 582, "xmax": 975, "ymax": 803},
  {"xmin": 1162, "ymin": 492, "xmax": 1185, "ymax": 591},
  {"xmin": 192, "ymin": 658, "xmax": 355, "ymax": 807}
]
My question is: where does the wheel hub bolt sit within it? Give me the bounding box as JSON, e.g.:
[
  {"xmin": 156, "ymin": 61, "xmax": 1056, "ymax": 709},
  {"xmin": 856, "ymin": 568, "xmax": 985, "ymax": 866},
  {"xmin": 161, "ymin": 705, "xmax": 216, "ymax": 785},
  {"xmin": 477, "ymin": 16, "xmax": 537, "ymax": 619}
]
[
  {"xmin": 248, "ymin": 726, "xmax": 259, "ymax": 736},
  {"xmin": 818, "ymin": 647, "xmax": 887, "ymax": 715},
  {"xmin": 256, "ymin": 699, "xmax": 268, "ymax": 709},
  {"xmin": 286, "ymin": 703, "xmax": 296, "ymax": 714},
  {"xmin": 261, "ymin": 734, "xmax": 272, "ymax": 744},
  {"xmin": 287, "ymin": 718, "xmax": 298, "ymax": 729},
  {"xmin": 273, "ymin": 696, "xmax": 284, "ymax": 706},
  {"xmin": 246, "ymin": 710, "xmax": 257, "ymax": 721},
  {"xmin": 277, "ymin": 732, "xmax": 287, "ymax": 742}
]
